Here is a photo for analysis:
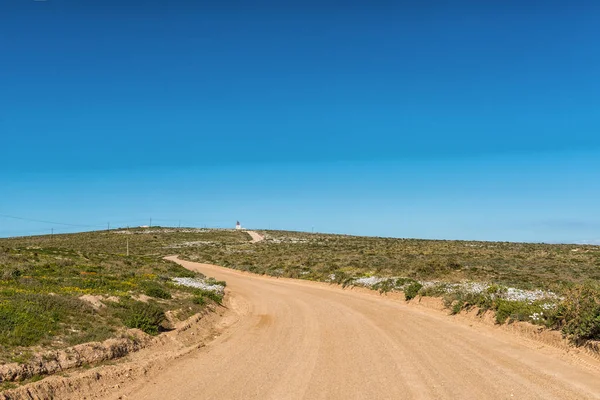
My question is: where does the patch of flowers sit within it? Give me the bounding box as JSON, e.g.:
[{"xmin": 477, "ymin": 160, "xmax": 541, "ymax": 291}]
[
  {"xmin": 171, "ymin": 277, "xmax": 225, "ymax": 294},
  {"xmin": 353, "ymin": 276, "xmax": 387, "ymax": 287},
  {"xmin": 502, "ymin": 287, "xmax": 560, "ymax": 303},
  {"xmin": 530, "ymin": 312, "xmax": 545, "ymax": 322},
  {"xmin": 540, "ymin": 302, "xmax": 556, "ymax": 311},
  {"xmin": 165, "ymin": 241, "xmax": 216, "ymax": 248},
  {"xmin": 439, "ymin": 283, "xmax": 560, "ymax": 303},
  {"xmin": 338, "ymin": 274, "xmax": 561, "ymax": 305},
  {"xmin": 265, "ymin": 237, "xmax": 310, "ymax": 244}
]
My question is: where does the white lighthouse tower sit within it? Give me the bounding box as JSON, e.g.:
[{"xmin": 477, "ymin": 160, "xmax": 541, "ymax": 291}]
[{"xmin": 235, "ymin": 221, "xmax": 242, "ymax": 230}]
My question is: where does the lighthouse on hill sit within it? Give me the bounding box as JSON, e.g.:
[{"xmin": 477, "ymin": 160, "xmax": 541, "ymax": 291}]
[{"xmin": 235, "ymin": 221, "xmax": 242, "ymax": 230}]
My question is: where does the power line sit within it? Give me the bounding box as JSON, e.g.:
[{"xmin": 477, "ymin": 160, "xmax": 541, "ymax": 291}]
[
  {"xmin": 0, "ymin": 227, "xmax": 92, "ymax": 238},
  {"xmin": 0, "ymin": 213, "xmax": 98, "ymax": 228},
  {"xmin": 0, "ymin": 213, "xmax": 241, "ymax": 239}
]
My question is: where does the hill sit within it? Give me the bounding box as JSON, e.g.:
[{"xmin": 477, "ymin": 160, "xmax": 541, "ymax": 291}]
[{"xmin": 1, "ymin": 227, "xmax": 599, "ymax": 380}]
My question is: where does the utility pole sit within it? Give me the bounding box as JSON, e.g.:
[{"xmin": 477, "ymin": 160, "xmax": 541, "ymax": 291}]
[
  {"xmin": 107, "ymin": 222, "xmax": 110, "ymax": 232},
  {"xmin": 178, "ymin": 220, "xmax": 181, "ymax": 228},
  {"xmin": 51, "ymin": 228, "xmax": 54, "ymax": 240},
  {"xmin": 149, "ymin": 218, "xmax": 152, "ymax": 228}
]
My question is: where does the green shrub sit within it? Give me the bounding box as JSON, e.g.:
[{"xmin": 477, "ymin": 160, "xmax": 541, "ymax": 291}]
[
  {"xmin": 192, "ymin": 295, "xmax": 206, "ymax": 306},
  {"xmin": 443, "ymin": 291, "xmax": 494, "ymax": 315},
  {"xmin": 144, "ymin": 285, "xmax": 172, "ymax": 299},
  {"xmin": 395, "ymin": 277, "xmax": 418, "ymax": 287},
  {"xmin": 203, "ymin": 291, "xmax": 223, "ymax": 304},
  {"xmin": 191, "ymin": 289, "xmax": 223, "ymax": 305},
  {"xmin": 486, "ymin": 284, "xmax": 503, "ymax": 295},
  {"xmin": 204, "ymin": 277, "xmax": 226, "ymax": 287},
  {"xmin": 404, "ymin": 282, "xmax": 423, "ymax": 300},
  {"xmin": 372, "ymin": 278, "xmax": 395, "ymax": 294},
  {"xmin": 121, "ymin": 301, "xmax": 166, "ymax": 335},
  {"xmin": 495, "ymin": 299, "xmax": 539, "ymax": 324},
  {"xmin": 559, "ymin": 283, "xmax": 600, "ymax": 342}
]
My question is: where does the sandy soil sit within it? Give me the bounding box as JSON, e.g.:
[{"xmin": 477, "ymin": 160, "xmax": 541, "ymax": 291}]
[{"xmin": 104, "ymin": 256, "xmax": 600, "ymax": 400}]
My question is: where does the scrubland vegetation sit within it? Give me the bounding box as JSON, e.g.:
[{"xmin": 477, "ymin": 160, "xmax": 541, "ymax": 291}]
[
  {"xmin": 0, "ymin": 228, "xmax": 241, "ymax": 365},
  {"xmin": 179, "ymin": 230, "xmax": 600, "ymax": 342},
  {"xmin": 1, "ymin": 226, "xmax": 599, "ymax": 372}
]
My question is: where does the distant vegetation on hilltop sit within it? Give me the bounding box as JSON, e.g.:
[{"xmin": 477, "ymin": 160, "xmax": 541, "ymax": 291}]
[{"xmin": 180, "ymin": 230, "xmax": 600, "ymax": 291}]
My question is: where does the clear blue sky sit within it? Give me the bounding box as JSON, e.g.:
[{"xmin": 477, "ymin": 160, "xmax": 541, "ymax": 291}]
[{"xmin": 1, "ymin": 0, "xmax": 599, "ymax": 243}]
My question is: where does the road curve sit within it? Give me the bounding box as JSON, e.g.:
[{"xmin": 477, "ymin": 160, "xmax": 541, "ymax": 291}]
[{"xmin": 117, "ymin": 257, "xmax": 600, "ymax": 400}]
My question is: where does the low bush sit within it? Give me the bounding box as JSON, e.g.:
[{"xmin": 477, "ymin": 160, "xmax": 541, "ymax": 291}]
[
  {"xmin": 118, "ymin": 301, "xmax": 166, "ymax": 335},
  {"xmin": 183, "ymin": 287, "xmax": 223, "ymax": 306},
  {"xmin": 201, "ymin": 290, "xmax": 223, "ymax": 305},
  {"xmin": 404, "ymin": 282, "xmax": 423, "ymax": 300},
  {"xmin": 372, "ymin": 278, "xmax": 396, "ymax": 294},
  {"xmin": 144, "ymin": 285, "xmax": 172, "ymax": 299},
  {"xmin": 494, "ymin": 299, "xmax": 538, "ymax": 324},
  {"xmin": 559, "ymin": 282, "xmax": 600, "ymax": 342},
  {"xmin": 204, "ymin": 277, "xmax": 227, "ymax": 287},
  {"xmin": 443, "ymin": 291, "xmax": 493, "ymax": 315},
  {"xmin": 192, "ymin": 295, "xmax": 206, "ymax": 306}
]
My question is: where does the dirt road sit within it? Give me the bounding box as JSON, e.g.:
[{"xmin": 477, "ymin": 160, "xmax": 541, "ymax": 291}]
[
  {"xmin": 112, "ymin": 257, "xmax": 600, "ymax": 400},
  {"xmin": 245, "ymin": 230, "xmax": 264, "ymax": 243}
]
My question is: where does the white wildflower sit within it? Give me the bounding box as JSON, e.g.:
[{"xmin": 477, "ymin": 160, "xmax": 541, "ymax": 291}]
[{"xmin": 172, "ymin": 277, "xmax": 224, "ymax": 294}]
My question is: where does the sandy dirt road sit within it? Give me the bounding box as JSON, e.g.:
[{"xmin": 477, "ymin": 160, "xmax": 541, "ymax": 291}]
[
  {"xmin": 112, "ymin": 257, "xmax": 600, "ymax": 400},
  {"xmin": 245, "ymin": 230, "xmax": 264, "ymax": 243}
]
